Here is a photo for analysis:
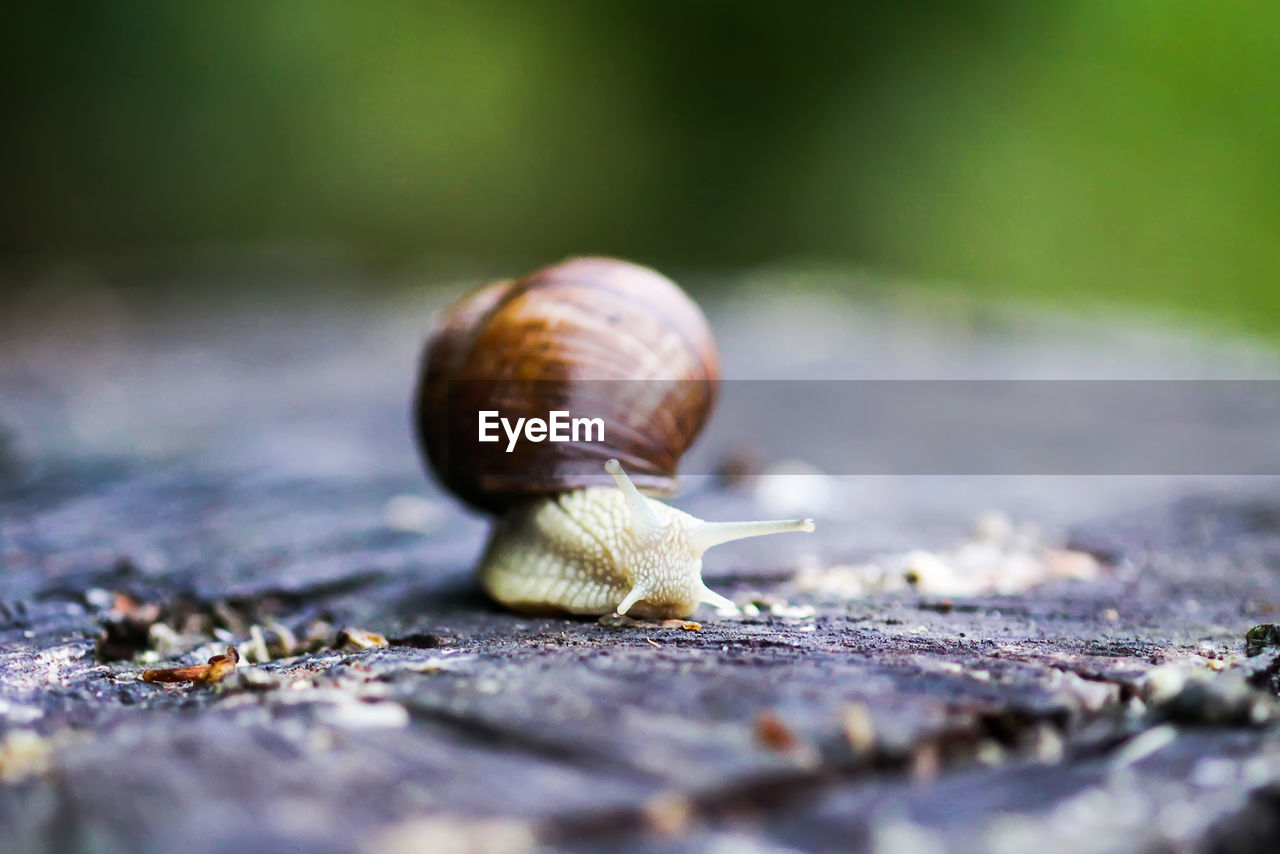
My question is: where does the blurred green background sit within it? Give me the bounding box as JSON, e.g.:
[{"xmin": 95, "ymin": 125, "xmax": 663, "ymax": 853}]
[{"xmin": 3, "ymin": 1, "xmax": 1278, "ymax": 336}]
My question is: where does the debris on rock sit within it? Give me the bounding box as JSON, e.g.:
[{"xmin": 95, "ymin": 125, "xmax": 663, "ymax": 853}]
[
  {"xmin": 600, "ymin": 613, "xmax": 707, "ymax": 629},
  {"xmin": 660, "ymin": 619, "xmax": 701, "ymax": 631},
  {"xmin": 755, "ymin": 710, "xmax": 800, "ymax": 753},
  {"xmin": 739, "ymin": 596, "xmax": 816, "ymax": 620},
  {"xmin": 0, "ymin": 729, "xmax": 57, "ymax": 783},
  {"xmin": 642, "ymin": 790, "xmax": 695, "ymax": 838},
  {"xmin": 754, "ymin": 710, "xmax": 821, "ymax": 768},
  {"xmin": 93, "ymin": 591, "xmax": 165, "ymax": 662},
  {"xmin": 140, "ymin": 646, "xmax": 240, "ymax": 686},
  {"xmin": 794, "ymin": 511, "xmax": 1101, "ymax": 598},
  {"xmin": 336, "ymin": 627, "xmax": 389, "ymax": 652},
  {"xmin": 362, "ymin": 816, "xmax": 537, "ymax": 854},
  {"xmin": 841, "ymin": 702, "xmax": 877, "ymax": 759},
  {"xmin": 1245, "ymin": 623, "xmax": 1280, "ymax": 657},
  {"xmin": 1142, "ymin": 664, "xmax": 1277, "ymax": 726}
]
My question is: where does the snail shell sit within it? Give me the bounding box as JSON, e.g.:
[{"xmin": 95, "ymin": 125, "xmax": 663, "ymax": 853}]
[
  {"xmin": 415, "ymin": 257, "xmax": 813, "ymax": 619},
  {"xmin": 416, "ymin": 256, "xmax": 718, "ymax": 513}
]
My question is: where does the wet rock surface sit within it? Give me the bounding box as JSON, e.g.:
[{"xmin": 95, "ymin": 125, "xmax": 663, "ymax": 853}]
[{"xmin": 2, "ymin": 289, "xmax": 1280, "ymax": 853}]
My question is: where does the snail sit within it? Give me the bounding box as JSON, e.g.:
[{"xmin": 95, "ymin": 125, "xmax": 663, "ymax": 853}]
[{"xmin": 414, "ymin": 257, "xmax": 814, "ymax": 619}]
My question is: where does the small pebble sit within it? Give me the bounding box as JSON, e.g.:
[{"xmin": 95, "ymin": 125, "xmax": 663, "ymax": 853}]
[
  {"xmin": 661, "ymin": 620, "xmax": 701, "ymax": 631},
  {"xmin": 841, "ymin": 702, "xmax": 876, "ymax": 757},
  {"xmin": 642, "ymin": 791, "xmax": 694, "ymax": 837},
  {"xmin": 1244, "ymin": 623, "xmax": 1280, "ymax": 657},
  {"xmin": 337, "ymin": 628, "xmax": 389, "ymax": 652}
]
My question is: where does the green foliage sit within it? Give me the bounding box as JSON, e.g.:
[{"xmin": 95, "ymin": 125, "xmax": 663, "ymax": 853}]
[{"xmin": 3, "ymin": 1, "xmax": 1278, "ymax": 336}]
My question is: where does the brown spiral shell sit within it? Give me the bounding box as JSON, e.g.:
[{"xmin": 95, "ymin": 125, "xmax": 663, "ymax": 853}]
[{"xmin": 414, "ymin": 257, "xmax": 720, "ymax": 512}]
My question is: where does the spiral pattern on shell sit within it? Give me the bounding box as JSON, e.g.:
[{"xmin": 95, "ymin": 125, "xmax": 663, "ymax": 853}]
[{"xmin": 415, "ymin": 257, "xmax": 720, "ymax": 512}]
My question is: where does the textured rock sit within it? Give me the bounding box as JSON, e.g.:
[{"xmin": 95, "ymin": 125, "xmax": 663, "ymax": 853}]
[{"xmin": 2, "ymin": 288, "xmax": 1280, "ymax": 853}]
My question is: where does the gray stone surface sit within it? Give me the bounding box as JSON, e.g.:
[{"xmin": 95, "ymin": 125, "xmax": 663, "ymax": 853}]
[{"xmin": 2, "ymin": 282, "xmax": 1280, "ymax": 853}]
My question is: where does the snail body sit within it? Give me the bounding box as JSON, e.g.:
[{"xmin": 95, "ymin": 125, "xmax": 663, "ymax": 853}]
[
  {"xmin": 479, "ymin": 460, "xmax": 814, "ymax": 618},
  {"xmin": 415, "ymin": 257, "xmax": 813, "ymax": 619}
]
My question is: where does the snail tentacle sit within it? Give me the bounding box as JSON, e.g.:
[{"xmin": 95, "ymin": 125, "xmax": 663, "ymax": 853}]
[
  {"xmin": 615, "ymin": 585, "xmax": 648, "ymax": 616},
  {"xmin": 689, "ymin": 517, "xmax": 817, "ymax": 553},
  {"xmin": 696, "ymin": 584, "xmax": 736, "ymax": 612},
  {"xmin": 605, "ymin": 457, "xmax": 661, "ymax": 537}
]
